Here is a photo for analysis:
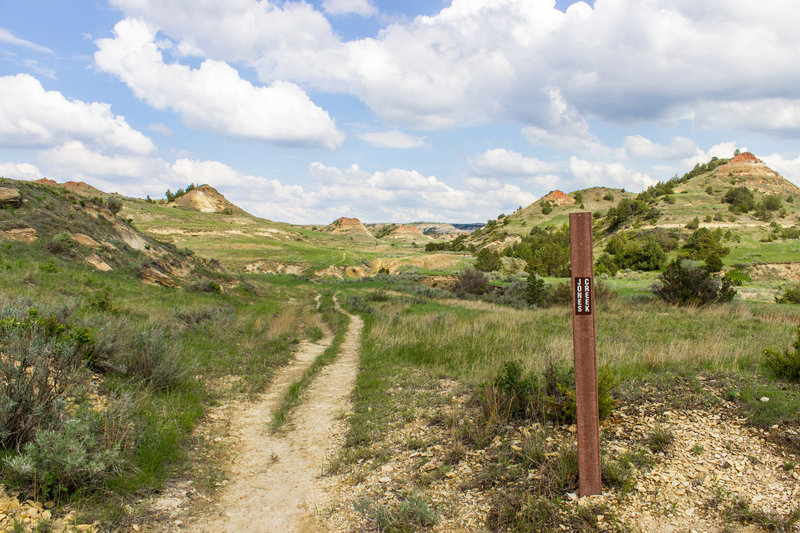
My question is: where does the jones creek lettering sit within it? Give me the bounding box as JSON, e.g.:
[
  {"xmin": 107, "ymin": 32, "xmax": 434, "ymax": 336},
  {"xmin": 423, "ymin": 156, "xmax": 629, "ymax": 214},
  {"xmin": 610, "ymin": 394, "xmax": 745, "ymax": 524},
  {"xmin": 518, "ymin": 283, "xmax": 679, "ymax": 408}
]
[{"xmin": 574, "ymin": 276, "xmax": 592, "ymax": 316}]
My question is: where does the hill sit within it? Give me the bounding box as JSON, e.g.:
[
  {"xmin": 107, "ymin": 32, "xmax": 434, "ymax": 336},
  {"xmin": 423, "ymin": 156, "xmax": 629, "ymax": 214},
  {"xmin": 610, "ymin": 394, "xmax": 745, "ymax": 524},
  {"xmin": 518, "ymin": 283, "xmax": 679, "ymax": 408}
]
[
  {"xmin": 323, "ymin": 217, "xmax": 377, "ymax": 243},
  {"xmin": 0, "ymin": 178, "xmax": 208, "ymax": 287},
  {"xmin": 170, "ymin": 184, "xmax": 248, "ymax": 215},
  {"xmin": 443, "ymin": 152, "xmax": 800, "ymax": 280}
]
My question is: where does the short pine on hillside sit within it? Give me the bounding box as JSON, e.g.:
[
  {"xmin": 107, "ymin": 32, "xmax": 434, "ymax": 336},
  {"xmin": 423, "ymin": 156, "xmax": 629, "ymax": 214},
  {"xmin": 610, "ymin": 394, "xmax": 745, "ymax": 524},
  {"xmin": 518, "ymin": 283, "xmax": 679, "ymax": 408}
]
[{"xmin": 652, "ymin": 260, "xmax": 736, "ymax": 306}]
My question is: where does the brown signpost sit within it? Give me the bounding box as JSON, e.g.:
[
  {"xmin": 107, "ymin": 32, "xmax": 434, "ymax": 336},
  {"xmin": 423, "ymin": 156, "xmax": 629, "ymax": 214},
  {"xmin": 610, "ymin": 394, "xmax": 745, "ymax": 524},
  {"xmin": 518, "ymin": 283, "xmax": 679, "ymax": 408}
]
[{"xmin": 569, "ymin": 212, "xmax": 601, "ymax": 496}]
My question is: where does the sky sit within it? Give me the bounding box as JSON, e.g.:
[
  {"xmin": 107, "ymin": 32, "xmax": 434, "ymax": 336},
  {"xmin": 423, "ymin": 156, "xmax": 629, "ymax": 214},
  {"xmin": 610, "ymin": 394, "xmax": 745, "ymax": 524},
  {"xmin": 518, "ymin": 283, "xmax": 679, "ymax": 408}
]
[{"xmin": 2, "ymin": 1, "xmax": 800, "ymax": 224}]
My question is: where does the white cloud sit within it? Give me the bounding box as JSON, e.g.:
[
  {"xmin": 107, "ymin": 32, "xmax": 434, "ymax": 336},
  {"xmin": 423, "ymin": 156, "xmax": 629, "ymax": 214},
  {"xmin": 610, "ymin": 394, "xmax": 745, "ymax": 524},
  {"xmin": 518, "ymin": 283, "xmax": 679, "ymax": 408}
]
[
  {"xmin": 148, "ymin": 122, "xmax": 173, "ymax": 136},
  {"xmin": 104, "ymin": 0, "xmax": 800, "ymax": 136},
  {"xmin": 38, "ymin": 141, "xmax": 171, "ymax": 190},
  {"xmin": 682, "ymin": 141, "xmax": 740, "ymax": 169},
  {"xmin": 694, "ymin": 98, "xmax": 800, "ymax": 137},
  {"xmin": 624, "ymin": 135, "xmax": 700, "ymax": 160},
  {"xmin": 762, "ymin": 153, "xmax": 800, "ymax": 187},
  {"xmin": 0, "ymin": 161, "xmax": 43, "ymax": 180},
  {"xmin": 568, "ymin": 157, "xmax": 655, "ymax": 190},
  {"xmin": 95, "ymin": 18, "xmax": 344, "ymax": 149},
  {"xmin": 471, "ymin": 148, "xmax": 557, "ymax": 177},
  {"xmin": 358, "ymin": 130, "xmax": 425, "ymax": 148},
  {"xmin": 0, "ymin": 27, "xmax": 54, "ymax": 54},
  {"xmin": 306, "ymin": 162, "xmax": 536, "ymax": 223},
  {"xmin": 0, "ymin": 74, "xmax": 156, "ymax": 155},
  {"xmin": 322, "ymin": 0, "xmax": 377, "ymax": 17}
]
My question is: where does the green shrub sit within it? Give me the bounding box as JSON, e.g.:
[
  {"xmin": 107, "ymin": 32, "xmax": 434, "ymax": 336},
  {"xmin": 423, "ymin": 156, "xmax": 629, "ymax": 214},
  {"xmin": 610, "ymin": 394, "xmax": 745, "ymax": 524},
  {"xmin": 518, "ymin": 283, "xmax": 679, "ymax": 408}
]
[
  {"xmin": 723, "ymin": 187, "xmax": 755, "ymax": 213},
  {"xmin": 452, "ymin": 269, "xmax": 488, "ymax": 296},
  {"xmin": 652, "ymin": 260, "xmax": 736, "ymax": 306},
  {"xmin": 475, "ymin": 247, "xmax": 502, "ymax": 272},
  {"xmin": 646, "ymin": 425, "xmax": 675, "ymax": 454},
  {"xmin": 685, "ymin": 216, "xmax": 700, "ymax": 230},
  {"xmin": 489, "ymin": 360, "xmax": 615, "ymax": 425},
  {"xmin": 0, "ymin": 307, "xmax": 91, "ymax": 447},
  {"xmin": 705, "ymin": 253, "xmax": 723, "ymax": 273},
  {"xmin": 118, "ymin": 324, "xmax": 186, "ymax": 391},
  {"xmin": 45, "ymin": 232, "xmax": 74, "ymax": 255},
  {"xmin": 775, "ymin": 284, "xmax": 800, "ymax": 304},
  {"xmin": 357, "ymin": 492, "xmax": 439, "ymax": 532},
  {"xmin": 106, "ymin": 196, "xmax": 123, "ymax": 215},
  {"xmin": 723, "ymin": 268, "xmax": 751, "ymax": 286},
  {"xmin": 762, "ymin": 194, "xmax": 782, "ymax": 211},
  {"xmin": 4, "ymin": 407, "xmax": 124, "ymax": 496},
  {"xmin": 763, "ymin": 327, "xmax": 800, "ymax": 383},
  {"xmin": 524, "ymin": 272, "xmax": 550, "ymax": 307},
  {"xmin": 541, "ymin": 201, "xmax": 553, "ymax": 215}
]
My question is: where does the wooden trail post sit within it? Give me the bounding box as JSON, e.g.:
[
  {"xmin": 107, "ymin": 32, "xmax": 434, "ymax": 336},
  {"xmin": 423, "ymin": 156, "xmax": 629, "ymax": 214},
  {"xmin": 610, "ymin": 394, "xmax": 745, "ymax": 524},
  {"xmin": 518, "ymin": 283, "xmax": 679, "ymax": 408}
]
[{"xmin": 569, "ymin": 212, "xmax": 601, "ymax": 496}]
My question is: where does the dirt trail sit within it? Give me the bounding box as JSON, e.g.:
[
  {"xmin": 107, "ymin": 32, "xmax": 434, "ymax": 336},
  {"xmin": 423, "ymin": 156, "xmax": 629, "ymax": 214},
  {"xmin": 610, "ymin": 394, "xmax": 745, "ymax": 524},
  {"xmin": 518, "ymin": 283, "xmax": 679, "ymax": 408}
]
[{"xmin": 191, "ymin": 309, "xmax": 363, "ymax": 533}]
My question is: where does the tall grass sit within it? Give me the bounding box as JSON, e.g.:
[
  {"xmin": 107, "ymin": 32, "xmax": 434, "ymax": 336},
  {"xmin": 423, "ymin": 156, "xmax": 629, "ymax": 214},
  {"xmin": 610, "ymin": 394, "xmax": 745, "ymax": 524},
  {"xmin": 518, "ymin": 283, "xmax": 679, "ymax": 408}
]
[{"xmin": 342, "ymin": 293, "xmax": 799, "ymax": 458}]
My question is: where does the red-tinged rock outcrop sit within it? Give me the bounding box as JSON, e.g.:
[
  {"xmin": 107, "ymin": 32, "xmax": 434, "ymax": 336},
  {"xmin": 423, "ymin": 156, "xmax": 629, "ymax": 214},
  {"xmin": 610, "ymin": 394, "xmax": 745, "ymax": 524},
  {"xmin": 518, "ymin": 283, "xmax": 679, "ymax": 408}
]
[
  {"xmin": 729, "ymin": 152, "xmax": 761, "ymax": 164},
  {"xmin": 541, "ymin": 190, "xmax": 576, "ymax": 207},
  {"xmin": 323, "ymin": 217, "xmax": 376, "ymax": 242}
]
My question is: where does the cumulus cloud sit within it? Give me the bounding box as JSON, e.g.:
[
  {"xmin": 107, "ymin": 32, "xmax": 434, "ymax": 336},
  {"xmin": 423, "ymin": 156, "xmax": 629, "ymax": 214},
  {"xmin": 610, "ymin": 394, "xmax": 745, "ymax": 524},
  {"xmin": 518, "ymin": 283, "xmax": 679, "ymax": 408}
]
[
  {"xmin": 322, "ymin": 0, "xmax": 377, "ymax": 17},
  {"xmin": 568, "ymin": 157, "xmax": 655, "ymax": 190},
  {"xmin": 470, "ymin": 148, "xmax": 557, "ymax": 177},
  {"xmin": 358, "ymin": 130, "xmax": 425, "ymax": 148},
  {"xmin": 762, "ymin": 152, "xmax": 800, "ymax": 187},
  {"xmin": 624, "ymin": 135, "xmax": 700, "ymax": 161},
  {"xmin": 0, "ymin": 73, "xmax": 156, "ymax": 155},
  {"xmin": 306, "ymin": 162, "xmax": 536, "ymax": 223},
  {"xmin": 682, "ymin": 141, "xmax": 740, "ymax": 169},
  {"xmin": 0, "ymin": 161, "xmax": 43, "ymax": 180},
  {"xmin": 104, "ymin": 0, "xmax": 800, "ymax": 136},
  {"xmin": 694, "ymin": 98, "xmax": 800, "ymax": 137},
  {"xmin": 38, "ymin": 141, "xmax": 172, "ymax": 194},
  {"xmin": 95, "ymin": 18, "xmax": 344, "ymax": 149}
]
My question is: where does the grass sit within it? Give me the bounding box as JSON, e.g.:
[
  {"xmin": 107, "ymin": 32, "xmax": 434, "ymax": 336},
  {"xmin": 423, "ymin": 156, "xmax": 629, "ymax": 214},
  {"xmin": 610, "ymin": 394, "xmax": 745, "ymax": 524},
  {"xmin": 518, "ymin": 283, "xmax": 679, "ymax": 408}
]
[
  {"xmin": 0, "ymin": 214, "xmax": 319, "ymax": 527},
  {"xmin": 270, "ymin": 292, "xmax": 350, "ymax": 431}
]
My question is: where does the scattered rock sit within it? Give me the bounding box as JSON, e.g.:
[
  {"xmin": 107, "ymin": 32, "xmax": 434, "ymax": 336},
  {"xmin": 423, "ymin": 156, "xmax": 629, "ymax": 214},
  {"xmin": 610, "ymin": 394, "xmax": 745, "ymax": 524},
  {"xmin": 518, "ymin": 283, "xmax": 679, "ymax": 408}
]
[
  {"xmin": 1, "ymin": 227, "xmax": 36, "ymax": 242},
  {"xmin": 71, "ymin": 233, "xmax": 101, "ymax": 248},
  {"xmin": 139, "ymin": 266, "xmax": 177, "ymax": 287},
  {"xmin": 85, "ymin": 254, "xmax": 112, "ymax": 272},
  {"xmin": 0, "ymin": 187, "xmax": 21, "ymax": 208}
]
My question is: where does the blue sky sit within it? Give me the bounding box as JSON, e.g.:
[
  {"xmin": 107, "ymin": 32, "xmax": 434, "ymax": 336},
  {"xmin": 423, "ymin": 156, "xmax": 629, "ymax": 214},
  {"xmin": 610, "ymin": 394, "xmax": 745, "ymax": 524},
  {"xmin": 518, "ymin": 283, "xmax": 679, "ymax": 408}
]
[{"xmin": 2, "ymin": 0, "xmax": 800, "ymax": 224}]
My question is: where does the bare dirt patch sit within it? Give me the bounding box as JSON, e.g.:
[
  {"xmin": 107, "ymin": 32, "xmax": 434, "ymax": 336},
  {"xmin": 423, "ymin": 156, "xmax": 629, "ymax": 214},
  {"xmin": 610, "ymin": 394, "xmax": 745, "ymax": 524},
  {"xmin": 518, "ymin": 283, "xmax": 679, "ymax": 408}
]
[{"xmin": 164, "ymin": 311, "xmax": 363, "ymax": 533}]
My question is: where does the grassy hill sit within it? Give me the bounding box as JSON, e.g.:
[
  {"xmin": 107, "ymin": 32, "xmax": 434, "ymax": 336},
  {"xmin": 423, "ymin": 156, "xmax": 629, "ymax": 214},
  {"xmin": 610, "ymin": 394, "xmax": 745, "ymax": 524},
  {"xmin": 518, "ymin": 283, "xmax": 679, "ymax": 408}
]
[
  {"xmin": 122, "ymin": 191, "xmax": 465, "ymax": 276},
  {"xmin": 460, "ymin": 153, "xmax": 800, "ymax": 272}
]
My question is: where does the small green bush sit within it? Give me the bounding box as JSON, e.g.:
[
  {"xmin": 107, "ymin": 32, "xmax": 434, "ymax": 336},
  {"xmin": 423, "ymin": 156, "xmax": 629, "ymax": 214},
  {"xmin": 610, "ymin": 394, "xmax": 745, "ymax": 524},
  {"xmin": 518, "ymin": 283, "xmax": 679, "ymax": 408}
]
[
  {"xmin": 646, "ymin": 425, "xmax": 675, "ymax": 453},
  {"xmin": 775, "ymin": 284, "xmax": 800, "ymax": 304},
  {"xmin": 452, "ymin": 269, "xmax": 488, "ymax": 296},
  {"xmin": 723, "ymin": 186, "xmax": 756, "ymax": 213},
  {"xmin": 0, "ymin": 307, "xmax": 91, "ymax": 447},
  {"xmin": 4, "ymin": 407, "xmax": 124, "ymax": 496},
  {"xmin": 524, "ymin": 272, "xmax": 549, "ymax": 307},
  {"xmin": 652, "ymin": 260, "xmax": 736, "ymax": 306},
  {"xmin": 475, "ymin": 247, "xmax": 502, "ymax": 272},
  {"xmin": 489, "ymin": 359, "xmax": 615, "ymax": 425},
  {"xmin": 357, "ymin": 491, "xmax": 439, "ymax": 532},
  {"xmin": 763, "ymin": 327, "xmax": 800, "ymax": 382},
  {"xmin": 723, "ymin": 268, "xmax": 751, "ymax": 286},
  {"xmin": 106, "ymin": 196, "xmax": 123, "ymax": 215}
]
